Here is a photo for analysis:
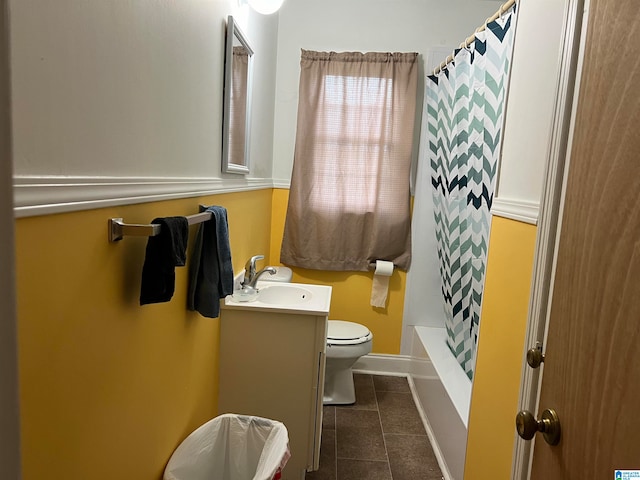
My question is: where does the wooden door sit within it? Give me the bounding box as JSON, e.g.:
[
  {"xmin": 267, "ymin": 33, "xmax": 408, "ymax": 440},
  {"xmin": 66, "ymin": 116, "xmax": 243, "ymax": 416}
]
[{"xmin": 530, "ymin": 0, "xmax": 640, "ymax": 477}]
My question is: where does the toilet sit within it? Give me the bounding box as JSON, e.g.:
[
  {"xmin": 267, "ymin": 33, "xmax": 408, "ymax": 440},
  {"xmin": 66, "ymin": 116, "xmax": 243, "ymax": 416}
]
[
  {"xmin": 259, "ymin": 266, "xmax": 374, "ymax": 405},
  {"xmin": 324, "ymin": 319, "xmax": 373, "ymax": 405}
]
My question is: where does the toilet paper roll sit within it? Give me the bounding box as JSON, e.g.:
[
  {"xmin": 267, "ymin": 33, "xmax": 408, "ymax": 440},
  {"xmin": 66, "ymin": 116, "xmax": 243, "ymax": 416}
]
[{"xmin": 370, "ymin": 260, "xmax": 394, "ymax": 308}]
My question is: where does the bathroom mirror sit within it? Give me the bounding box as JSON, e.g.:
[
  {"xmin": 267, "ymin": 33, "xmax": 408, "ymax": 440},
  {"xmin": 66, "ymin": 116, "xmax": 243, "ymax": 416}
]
[{"xmin": 222, "ymin": 16, "xmax": 254, "ymax": 174}]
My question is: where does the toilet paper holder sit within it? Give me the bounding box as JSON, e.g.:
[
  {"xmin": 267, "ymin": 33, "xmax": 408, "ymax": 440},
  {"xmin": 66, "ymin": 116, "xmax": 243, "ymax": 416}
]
[
  {"xmin": 368, "ymin": 261, "xmax": 396, "ymax": 270},
  {"xmin": 369, "ymin": 260, "xmax": 394, "ymax": 308}
]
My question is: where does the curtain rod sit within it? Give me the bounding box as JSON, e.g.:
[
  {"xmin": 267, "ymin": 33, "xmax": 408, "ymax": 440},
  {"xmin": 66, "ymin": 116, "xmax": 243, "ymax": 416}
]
[{"xmin": 432, "ymin": 0, "xmax": 516, "ymax": 76}]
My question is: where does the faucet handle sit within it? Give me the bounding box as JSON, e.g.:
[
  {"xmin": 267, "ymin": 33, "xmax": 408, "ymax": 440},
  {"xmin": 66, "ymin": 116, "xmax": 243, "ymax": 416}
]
[{"xmin": 244, "ymin": 255, "xmax": 265, "ymax": 280}]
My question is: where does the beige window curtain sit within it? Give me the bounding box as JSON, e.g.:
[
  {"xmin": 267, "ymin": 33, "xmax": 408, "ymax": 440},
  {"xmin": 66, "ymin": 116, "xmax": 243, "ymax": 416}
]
[{"xmin": 281, "ymin": 50, "xmax": 418, "ymax": 272}]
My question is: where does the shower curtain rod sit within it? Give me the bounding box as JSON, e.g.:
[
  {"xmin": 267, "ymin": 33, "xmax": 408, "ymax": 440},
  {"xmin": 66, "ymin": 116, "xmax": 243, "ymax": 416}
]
[{"xmin": 432, "ymin": 0, "xmax": 516, "ymax": 76}]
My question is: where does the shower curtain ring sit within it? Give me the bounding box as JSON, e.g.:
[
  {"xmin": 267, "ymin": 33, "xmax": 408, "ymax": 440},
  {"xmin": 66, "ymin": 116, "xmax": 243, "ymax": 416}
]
[{"xmin": 466, "ymin": 34, "xmax": 475, "ymax": 49}]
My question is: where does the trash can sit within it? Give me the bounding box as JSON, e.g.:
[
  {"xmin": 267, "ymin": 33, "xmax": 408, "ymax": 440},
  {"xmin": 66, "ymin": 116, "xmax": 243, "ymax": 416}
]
[{"xmin": 164, "ymin": 414, "xmax": 291, "ymax": 480}]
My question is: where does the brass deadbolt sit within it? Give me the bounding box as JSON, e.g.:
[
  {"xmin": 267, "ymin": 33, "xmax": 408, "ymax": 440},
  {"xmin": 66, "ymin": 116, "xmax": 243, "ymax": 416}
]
[{"xmin": 515, "ymin": 409, "xmax": 561, "ymax": 446}]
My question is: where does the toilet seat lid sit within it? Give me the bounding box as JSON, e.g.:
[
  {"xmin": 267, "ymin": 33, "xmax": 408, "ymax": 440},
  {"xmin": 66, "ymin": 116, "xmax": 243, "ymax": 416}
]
[{"xmin": 327, "ymin": 320, "xmax": 372, "ymax": 345}]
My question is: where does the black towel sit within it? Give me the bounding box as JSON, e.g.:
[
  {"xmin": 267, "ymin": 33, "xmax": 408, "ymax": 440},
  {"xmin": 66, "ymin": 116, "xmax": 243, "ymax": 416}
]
[
  {"xmin": 187, "ymin": 205, "xmax": 234, "ymax": 318},
  {"xmin": 140, "ymin": 216, "xmax": 189, "ymax": 305}
]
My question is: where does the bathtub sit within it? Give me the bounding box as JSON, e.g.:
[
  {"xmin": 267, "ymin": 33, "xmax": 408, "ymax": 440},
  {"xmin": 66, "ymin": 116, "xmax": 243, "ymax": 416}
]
[{"xmin": 410, "ymin": 326, "xmax": 471, "ymax": 480}]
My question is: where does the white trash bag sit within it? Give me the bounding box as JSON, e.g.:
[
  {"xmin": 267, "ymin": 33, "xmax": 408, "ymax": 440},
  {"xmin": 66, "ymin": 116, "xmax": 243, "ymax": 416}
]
[{"xmin": 164, "ymin": 413, "xmax": 291, "ymax": 480}]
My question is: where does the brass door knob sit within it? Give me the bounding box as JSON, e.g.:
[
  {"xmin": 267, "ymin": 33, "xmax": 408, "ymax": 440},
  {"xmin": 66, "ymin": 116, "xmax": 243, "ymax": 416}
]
[
  {"xmin": 515, "ymin": 409, "xmax": 561, "ymax": 445},
  {"xmin": 526, "ymin": 345, "xmax": 545, "ymax": 368}
]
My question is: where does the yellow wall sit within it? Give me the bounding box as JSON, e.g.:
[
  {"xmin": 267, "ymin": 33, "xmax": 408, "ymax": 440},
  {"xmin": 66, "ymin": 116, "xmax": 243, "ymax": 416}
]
[
  {"xmin": 19, "ymin": 185, "xmax": 515, "ymax": 479},
  {"xmin": 270, "ymin": 189, "xmax": 406, "ymax": 354},
  {"xmin": 464, "ymin": 216, "xmax": 537, "ymax": 479},
  {"xmin": 15, "ymin": 190, "xmax": 272, "ymax": 480}
]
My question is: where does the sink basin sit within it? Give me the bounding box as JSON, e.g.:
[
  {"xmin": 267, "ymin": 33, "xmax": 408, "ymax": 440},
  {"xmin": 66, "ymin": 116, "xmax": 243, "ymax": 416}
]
[
  {"xmin": 257, "ymin": 285, "xmax": 312, "ymax": 305},
  {"xmin": 224, "ymin": 281, "xmax": 331, "ymax": 315}
]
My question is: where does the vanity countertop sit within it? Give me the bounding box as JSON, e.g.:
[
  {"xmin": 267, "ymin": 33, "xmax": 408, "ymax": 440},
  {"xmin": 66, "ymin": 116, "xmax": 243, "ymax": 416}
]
[{"xmin": 223, "ymin": 281, "xmax": 332, "ymax": 316}]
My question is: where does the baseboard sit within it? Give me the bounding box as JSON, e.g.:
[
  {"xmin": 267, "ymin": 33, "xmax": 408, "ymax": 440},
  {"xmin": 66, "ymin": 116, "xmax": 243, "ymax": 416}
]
[{"xmin": 352, "ymin": 353, "xmax": 413, "ymax": 376}]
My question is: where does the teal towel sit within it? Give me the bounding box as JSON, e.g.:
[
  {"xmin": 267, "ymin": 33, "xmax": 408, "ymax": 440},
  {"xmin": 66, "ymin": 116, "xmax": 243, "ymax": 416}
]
[{"xmin": 187, "ymin": 206, "xmax": 234, "ymax": 318}]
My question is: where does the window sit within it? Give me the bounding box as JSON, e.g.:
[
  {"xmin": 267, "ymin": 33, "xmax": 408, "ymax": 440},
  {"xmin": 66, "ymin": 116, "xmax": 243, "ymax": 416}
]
[
  {"xmin": 310, "ymin": 75, "xmax": 393, "ymax": 214},
  {"xmin": 281, "ymin": 50, "xmax": 419, "ymax": 272}
]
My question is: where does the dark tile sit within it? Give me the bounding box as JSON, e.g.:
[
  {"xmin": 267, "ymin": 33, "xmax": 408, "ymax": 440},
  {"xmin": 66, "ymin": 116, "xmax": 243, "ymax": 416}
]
[
  {"xmin": 338, "ymin": 374, "xmax": 377, "ymax": 410},
  {"xmin": 323, "ymin": 406, "xmax": 336, "ymax": 431},
  {"xmin": 337, "ymin": 459, "xmax": 392, "ymax": 480},
  {"xmin": 385, "ymin": 434, "xmax": 443, "ymax": 480},
  {"xmin": 336, "ymin": 409, "xmax": 387, "ymax": 461},
  {"xmin": 305, "ymin": 429, "xmax": 336, "ymax": 480},
  {"xmin": 376, "ymin": 391, "xmax": 426, "ymax": 435},
  {"xmin": 336, "ymin": 407, "xmax": 380, "ymax": 429},
  {"xmin": 354, "ymin": 373, "xmax": 373, "ymax": 386},
  {"xmin": 372, "ymin": 375, "xmax": 410, "ymax": 393}
]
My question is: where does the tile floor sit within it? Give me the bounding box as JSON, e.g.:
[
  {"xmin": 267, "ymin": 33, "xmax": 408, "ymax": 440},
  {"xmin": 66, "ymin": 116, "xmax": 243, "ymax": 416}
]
[{"xmin": 305, "ymin": 374, "xmax": 443, "ymax": 480}]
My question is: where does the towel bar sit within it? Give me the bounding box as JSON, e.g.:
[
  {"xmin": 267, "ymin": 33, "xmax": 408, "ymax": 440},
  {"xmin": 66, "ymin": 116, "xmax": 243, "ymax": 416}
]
[{"xmin": 108, "ymin": 211, "xmax": 212, "ymax": 242}]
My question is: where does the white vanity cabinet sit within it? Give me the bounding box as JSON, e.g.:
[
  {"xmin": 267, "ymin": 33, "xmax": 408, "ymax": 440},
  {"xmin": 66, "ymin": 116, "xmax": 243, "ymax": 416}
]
[{"xmin": 219, "ymin": 283, "xmax": 331, "ymax": 480}]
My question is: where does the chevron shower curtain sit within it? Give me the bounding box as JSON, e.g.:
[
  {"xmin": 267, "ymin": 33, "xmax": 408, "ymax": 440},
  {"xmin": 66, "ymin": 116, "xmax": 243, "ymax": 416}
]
[{"xmin": 426, "ymin": 7, "xmax": 517, "ymax": 379}]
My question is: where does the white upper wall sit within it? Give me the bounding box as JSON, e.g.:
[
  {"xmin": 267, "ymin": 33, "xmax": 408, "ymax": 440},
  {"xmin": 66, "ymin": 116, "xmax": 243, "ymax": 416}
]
[
  {"xmin": 10, "ymin": 0, "xmax": 561, "ymax": 220},
  {"xmin": 493, "ymin": 0, "xmax": 570, "ymax": 223},
  {"xmin": 10, "ymin": 0, "xmax": 279, "ymax": 215},
  {"xmin": 272, "ymin": 0, "xmax": 503, "ymax": 183}
]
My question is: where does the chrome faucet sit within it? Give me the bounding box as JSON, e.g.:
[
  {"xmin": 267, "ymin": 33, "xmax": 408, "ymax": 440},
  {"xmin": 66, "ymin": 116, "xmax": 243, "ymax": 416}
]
[
  {"xmin": 242, "ymin": 255, "xmax": 277, "ymax": 290},
  {"xmin": 245, "ymin": 266, "xmax": 277, "ymax": 289}
]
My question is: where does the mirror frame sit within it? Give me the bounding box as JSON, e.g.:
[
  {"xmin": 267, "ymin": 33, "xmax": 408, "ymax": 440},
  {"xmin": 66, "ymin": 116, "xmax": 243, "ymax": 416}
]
[{"xmin": 222, "ymin": 16, "xmax": 254, "ymax": 175}]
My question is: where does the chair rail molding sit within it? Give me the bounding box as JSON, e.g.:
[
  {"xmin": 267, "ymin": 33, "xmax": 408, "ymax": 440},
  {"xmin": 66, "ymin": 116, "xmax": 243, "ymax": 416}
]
[
  {"xmin": 13, "ymin": 175, "xmax": 274, "ymax": 217},
  {"xmin": 271, "ymin": 178, "xmax": 291, "ymax": 189},
  {"xmin": 491, "ymin": 197, "xmax": 540, "ymax": 225}
]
